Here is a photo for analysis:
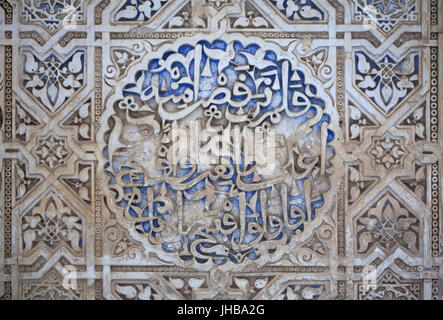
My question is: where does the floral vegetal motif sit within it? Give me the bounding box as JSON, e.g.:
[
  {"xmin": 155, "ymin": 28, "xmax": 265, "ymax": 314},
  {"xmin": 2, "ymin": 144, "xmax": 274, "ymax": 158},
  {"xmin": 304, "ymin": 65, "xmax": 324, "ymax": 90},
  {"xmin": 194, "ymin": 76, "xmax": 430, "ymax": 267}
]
[
  {"xmin": 299, "ymin": 48, "xmax": 333, "ymax": 83},
  {"xmin": 2, "ymin": 0, "xmax": 440, "ymax": 301},
  {"xmin": 21, "ymin": 191, "xmax": 83, "ymax": 254},
  {"xmin": 16, "ymin": 161, "xmax": 40, "ymax": 200},
  {"xmin": 353, "ymin": 0, "xmax": 419, "ymax": 34},
  {"xmin": 354, "ymin": 50, "xmax": 419, "ymax": 113},
  {"xmin": 23, "ymin": 50, "xmax": 85, "ymax": 112},
  {"xmin": 398, "ymin": 164, "xmax": 427, "ymax": 203},
  {"xmin": 114, "ymin": 283, "xmax": 162, "ymax": 300},
  {"xmin": 399, "ymin": 104, "xmax": 426, "ymax": 141},
  {"xmin": 356, "ymin": 269, "xmax": 422, "ymax": 300},
  {"xmin": 22, "ymin": 269, "xmax": 84, "ymax": 300},
  {"xmin": 114, "ymin": 0, "xmax": 169, "ymax": 22},
  {"xmin": 278, "ymin": 283, "xmax": 327, "ymax": 300},
  {"xmin": 269, "ymin": 0, "xmax": 324, "ymax": 21},
  {"xmin": 15, "ymin": 102, "xmax": 41, "ymax": 142},
  {"xmin": 356, "ymin": 193, "xmax": 419, "ymax": 255},
  {"xmin": 206, "ymin": 0, "xmax": 233, "ymax": 8},
  {"xmin": 33, "ymin": 133, "xmax": 70, "ymax": 170},
  {"xmin": 99, "ymin": 34, "xmax": 338, "ymax": 268},
  {"xmin": 62, "ymin": 101, "xmax": 92, "ymax": 141},
  {"xmin": 368, "ymin": 134, "xmax": 407, "ymax": 169},
  {"xmin": 111, "ymin": 49, "xmax": 142, "ymax": 78},
  {"xmin": 230, "ymin": 1, "xmax": 271, "ymax": 29},
  {"xmin": 21, "ymin": 0, "xmax": 85, "ymax": 33},
  {"xmin": 62, "ymin": 164, "xmax": 92, "ymax": 204},
  {"xmin": 168, "ymin": 2, "xmax": 208, "ymax": 29},
  {"xmin": 347, "ymin": 102, "xmax": 378, "ymax": 142}
]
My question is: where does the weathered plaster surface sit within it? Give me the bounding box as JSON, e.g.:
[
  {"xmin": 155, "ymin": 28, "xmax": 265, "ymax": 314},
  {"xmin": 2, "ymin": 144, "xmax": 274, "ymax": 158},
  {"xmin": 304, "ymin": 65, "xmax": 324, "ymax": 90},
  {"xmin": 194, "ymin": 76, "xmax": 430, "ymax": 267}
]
[{"xmin": 0, "ymin": 0, "xmax": 442, "ymax": 300}]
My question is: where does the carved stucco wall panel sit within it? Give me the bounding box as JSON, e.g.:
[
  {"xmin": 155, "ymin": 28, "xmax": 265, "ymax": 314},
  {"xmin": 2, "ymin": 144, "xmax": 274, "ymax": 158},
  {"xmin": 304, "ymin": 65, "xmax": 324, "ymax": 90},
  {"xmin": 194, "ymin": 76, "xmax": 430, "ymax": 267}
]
[{"xmin": 0, "ymin": 0, "xmax": 442, "ymax": 300}]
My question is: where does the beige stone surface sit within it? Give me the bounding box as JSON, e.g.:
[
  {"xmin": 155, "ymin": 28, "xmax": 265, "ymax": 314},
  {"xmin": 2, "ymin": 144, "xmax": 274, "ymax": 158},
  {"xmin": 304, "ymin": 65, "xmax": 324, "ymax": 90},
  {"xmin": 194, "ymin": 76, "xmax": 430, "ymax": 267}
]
[{"xmin": 0, "ymin": 0, "xmax": 442, "ymax": 300}]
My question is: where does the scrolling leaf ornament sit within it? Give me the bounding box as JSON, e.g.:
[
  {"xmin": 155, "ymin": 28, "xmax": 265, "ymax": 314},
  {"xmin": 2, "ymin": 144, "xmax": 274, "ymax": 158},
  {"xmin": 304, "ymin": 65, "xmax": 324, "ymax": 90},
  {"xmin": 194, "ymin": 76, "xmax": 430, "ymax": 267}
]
[{"xmin": 98, "ymin": 34, "xmax": 341, "ymax": 270}]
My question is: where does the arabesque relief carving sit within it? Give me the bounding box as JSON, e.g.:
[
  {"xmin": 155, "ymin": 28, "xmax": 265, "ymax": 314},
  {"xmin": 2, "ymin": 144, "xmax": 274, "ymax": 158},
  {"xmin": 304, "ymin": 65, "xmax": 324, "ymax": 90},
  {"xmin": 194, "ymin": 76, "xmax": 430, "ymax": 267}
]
[{"xmin": 0, "ymin": 0, "xmax": 442, "ymax": 300}]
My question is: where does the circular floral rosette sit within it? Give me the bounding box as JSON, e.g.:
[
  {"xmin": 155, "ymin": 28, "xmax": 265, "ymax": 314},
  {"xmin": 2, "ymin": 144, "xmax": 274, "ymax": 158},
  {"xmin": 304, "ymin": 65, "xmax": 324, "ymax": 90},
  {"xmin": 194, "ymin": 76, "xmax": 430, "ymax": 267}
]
[{"xmin": 98, "ymin": 33, "xmax": 342, "ymax": 270}]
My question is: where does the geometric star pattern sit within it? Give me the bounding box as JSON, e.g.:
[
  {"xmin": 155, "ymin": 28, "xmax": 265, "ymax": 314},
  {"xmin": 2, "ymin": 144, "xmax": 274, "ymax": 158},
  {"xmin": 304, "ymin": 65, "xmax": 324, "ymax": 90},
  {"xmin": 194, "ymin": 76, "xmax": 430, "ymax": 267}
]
[{"xmin": 0, "ymin": 0, "xmax": 442, "ymax": 300}]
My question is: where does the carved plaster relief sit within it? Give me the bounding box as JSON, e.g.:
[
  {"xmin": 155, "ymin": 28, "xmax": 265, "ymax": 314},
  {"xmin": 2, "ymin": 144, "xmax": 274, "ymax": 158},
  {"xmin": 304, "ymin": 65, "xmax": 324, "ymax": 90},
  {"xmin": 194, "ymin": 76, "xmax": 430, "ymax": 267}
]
[{"xmin": 0, "ymin": 0, "xmax": 442, "ymax": 300}]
